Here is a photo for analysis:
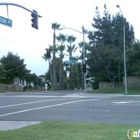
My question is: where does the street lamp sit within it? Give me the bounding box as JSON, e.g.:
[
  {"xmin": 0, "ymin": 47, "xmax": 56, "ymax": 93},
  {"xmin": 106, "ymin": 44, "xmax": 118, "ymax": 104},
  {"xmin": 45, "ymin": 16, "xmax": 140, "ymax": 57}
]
[
  {"xmin": 116, "ymin": 5, "xmax": 128, "ymax": 95},
  {"xmin": 59, "ymin": 27, "xmax": 87, "ymax": 93}
]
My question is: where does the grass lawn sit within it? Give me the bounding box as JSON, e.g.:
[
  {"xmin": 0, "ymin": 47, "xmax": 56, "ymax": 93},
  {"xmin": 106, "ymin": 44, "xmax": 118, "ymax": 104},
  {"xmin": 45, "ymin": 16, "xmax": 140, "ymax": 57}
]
[
  {"xmin": 0, "ymin": 90, "xmax": 6, "ymax": 93},
  {"xmin": 0, "ymin": 122, "xmax": 139, "ymax": 140},
  {"xmin": 89, "ymin": 87, "xmax": 140, "ymax": 95}
]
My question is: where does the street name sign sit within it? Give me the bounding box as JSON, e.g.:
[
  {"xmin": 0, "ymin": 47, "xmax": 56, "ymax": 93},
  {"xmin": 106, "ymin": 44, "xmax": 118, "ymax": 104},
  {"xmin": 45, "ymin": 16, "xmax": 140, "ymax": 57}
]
[
  {"xmin": 64, "ymin": 60, "xmax": 77, "ymax": 64},
  {"xmin": 0, "ymin": 15, "xmax": 12, "ymax": 27}
]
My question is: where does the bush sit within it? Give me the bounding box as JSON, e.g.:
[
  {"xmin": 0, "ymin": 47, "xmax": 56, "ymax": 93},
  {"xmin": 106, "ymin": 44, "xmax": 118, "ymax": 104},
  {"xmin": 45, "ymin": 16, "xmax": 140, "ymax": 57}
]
[
  {"xmin": 23, "ymin": 86, "xmax": 27, "ymax": 91},
  {"xmin": 0, "ymin": 89, "xmax": 6, "ymax": 93},
  {"xmin": 92, "ymin": 81, "xmax": 99, "ymax": 89},
  {"xmin": 23, "ymin": 85, "xmax": 33, "ymax": 91},
  {"xmin": 28, "ymin": 85, "xmax": 33, "ymax": 89}
]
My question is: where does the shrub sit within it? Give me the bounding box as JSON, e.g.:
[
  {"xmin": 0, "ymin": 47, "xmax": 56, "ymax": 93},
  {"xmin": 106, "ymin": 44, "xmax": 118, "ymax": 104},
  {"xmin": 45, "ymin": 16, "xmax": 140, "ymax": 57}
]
[
  {"xmin": 92, "ymin": 81, "xmax": 99, "ymax": 89},
  {"xmin": 23, "ymin": 86, "xmax": 27, "ymax": 91}
]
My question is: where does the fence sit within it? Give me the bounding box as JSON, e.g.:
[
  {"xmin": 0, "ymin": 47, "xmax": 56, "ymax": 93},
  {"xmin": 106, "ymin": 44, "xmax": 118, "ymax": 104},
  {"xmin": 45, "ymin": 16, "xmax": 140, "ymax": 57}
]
[
  {"xmin": 0, "ymin": 84, "xmax": 23, "ymax": 92},
  {"xmin": 99, "ymin": 76, "xmax": 140, "ymax": 89}
]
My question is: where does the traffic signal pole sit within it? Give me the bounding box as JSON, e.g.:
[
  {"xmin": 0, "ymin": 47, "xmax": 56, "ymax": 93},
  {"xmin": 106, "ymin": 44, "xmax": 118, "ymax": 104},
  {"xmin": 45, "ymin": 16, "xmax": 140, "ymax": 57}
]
[
  {"xmin": 0, "ymin": 2, "xmax": 42, "ymax": 29},
  {"xmin": 82, "ymin": 28, "xmax": 87, "ymax": 93},
  {"xmin": 0, "ymin": 2, "xmax": 42, "ymax": 17}
]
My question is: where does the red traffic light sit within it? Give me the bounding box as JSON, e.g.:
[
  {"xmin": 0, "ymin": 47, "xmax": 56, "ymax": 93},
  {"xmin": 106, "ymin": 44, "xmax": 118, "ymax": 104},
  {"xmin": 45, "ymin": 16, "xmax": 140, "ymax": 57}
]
[
  {"xmin": 46, "ymin": 49, "xmax": 51, "ymax": 58},
  {"xmin": 46, "ymin": 49, "xmax": 50, "ymax": 53}
]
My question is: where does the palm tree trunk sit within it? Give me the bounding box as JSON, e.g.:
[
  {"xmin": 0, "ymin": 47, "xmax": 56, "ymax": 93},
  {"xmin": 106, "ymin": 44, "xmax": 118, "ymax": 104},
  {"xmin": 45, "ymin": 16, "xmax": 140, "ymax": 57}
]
[
  {"xmin": 49, "ymin": 61, "xmax": 53, "ymax": 88},
  {"xmin": 59, "ymin": 53, "xmax": 63, "ymax": 90},
  {"xmin": 69, "ymin": 46, "xmax": 74, "ymax": 90},
  {"xmin": 52, "ymin": 30, "xmax": 57, "ymax": 90},
  {"xmin": 76, "ymin": 63, "xmax": 80, "ymax": 89}
]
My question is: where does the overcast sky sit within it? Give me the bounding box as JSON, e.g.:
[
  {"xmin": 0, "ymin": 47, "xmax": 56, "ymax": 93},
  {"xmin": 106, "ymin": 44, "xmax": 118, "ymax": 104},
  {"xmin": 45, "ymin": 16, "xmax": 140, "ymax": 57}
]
[{"xmin": 0, "ymin": 0, "xmax": 140, "ymax": 76}]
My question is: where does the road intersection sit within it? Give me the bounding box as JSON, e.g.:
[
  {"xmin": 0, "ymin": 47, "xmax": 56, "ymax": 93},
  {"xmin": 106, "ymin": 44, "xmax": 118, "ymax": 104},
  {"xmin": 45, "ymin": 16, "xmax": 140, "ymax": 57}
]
[{"xmin": 0, "ymin": 91, "xmax": 140, "ymax": 130}]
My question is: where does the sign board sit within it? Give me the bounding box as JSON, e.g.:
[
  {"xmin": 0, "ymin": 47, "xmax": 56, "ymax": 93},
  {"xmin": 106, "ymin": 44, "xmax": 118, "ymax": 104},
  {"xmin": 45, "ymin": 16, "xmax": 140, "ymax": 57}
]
[
  {"xmin": 64, "ymin": 60, "xmax": 77, "ymax": 64},
  {"xmin": 0, "ymin": 15, "xmax": 12, "ymax": 27}
]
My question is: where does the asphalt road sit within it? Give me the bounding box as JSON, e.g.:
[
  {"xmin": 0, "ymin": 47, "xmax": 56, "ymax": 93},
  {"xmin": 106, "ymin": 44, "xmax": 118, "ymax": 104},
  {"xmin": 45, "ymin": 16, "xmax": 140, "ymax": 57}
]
[{"xmin": 0, "ymin": 91, "xmax": 140, "ymax": 126}]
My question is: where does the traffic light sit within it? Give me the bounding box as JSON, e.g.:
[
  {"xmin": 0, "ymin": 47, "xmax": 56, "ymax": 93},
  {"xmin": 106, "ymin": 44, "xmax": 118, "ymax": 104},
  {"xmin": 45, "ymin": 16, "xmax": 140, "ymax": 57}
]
[
  {"xmin": 31, "ymin": 10, "xmax": 38, "ymax": 29},
  {"xmin": 46, "ymin": 49, "xmax": 51, "ymax": 59},
  {"xmin": 83, "ymin": 64, "xmax": 86, "ymax": 73}
]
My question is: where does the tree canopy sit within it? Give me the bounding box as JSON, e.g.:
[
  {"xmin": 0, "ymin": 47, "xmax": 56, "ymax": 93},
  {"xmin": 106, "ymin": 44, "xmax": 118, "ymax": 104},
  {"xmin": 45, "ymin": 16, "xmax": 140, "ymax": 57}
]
[
  {"xmin": 86, "ymin": 5, "xmax": 135, "ymax": 89},
  {"xmin": 43, "ymin": 5, "xmax": 140, "ymax": 91},
  {"xmin": 0, "ymin": 52, "xmax": 31, "ymax": 83},
  {"xmin": 0, "ymin": 64, "xmax": 6, "ymax": 80}
]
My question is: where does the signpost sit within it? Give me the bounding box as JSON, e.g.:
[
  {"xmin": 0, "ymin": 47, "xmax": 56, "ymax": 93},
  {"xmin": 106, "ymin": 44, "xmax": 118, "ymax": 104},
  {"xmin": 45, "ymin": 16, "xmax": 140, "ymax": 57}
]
[
  {"xmin": 64, "ymin": 60, "xmax": 77, "ymax": 64},
  {"xmin": 0, "ymin": 15, "xmax": 12, "ymax": 27}
]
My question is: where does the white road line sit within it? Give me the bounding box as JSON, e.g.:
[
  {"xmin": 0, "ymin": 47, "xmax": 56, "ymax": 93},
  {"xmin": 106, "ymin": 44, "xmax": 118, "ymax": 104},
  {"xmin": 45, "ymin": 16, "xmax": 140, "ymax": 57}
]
[
  {"xmin": 0, "ymin": 95, "xmax": 62, "ymax": 98},
  {"xmin": 0, "ymin": 98, "xmax": 107, "ymax": 117},
  {"xmin": 114, "ymin": 101, "xmax": 129, "ymax": 104},
  {"xmin": 113, "ymin": 101, "xmax": 140, "ymax": 104},
  {"xmin": 0, "ymin": 99, "xmax": 68, "ymax": 109}
]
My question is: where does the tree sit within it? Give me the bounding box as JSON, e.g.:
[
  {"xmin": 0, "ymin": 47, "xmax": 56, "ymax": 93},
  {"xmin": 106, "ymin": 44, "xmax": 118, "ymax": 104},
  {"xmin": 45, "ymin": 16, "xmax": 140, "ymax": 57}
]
[
  {"xmin": 56, "ymin": 33, "xmax": 67, "ymax": 90},
  {"xmin": 87, "ymin": 5, "xmax": 135, "ymax": 90},
  {"xmin": 73, "ymin": 62, "xmax": 82, "ymax": 90},
  {"xmin": 67, "ymin": 35, "xmax": 77, "ymax": 90},
  {"xmin": 0, "ymin": 52, "xmax": 30, "ymax": 84},
  {"xmin": 42, "ymin": 46, "xmax": 53, "ymax": 87},
  {"xmin": 78, "ymin": 41, "xmax": 88, "ymax": 89},
  {"xmin": 0, "ymin": 64, "xmax": 6, "ymax": 81},
  {"xmin": 127, "ymin": 40, "xmax": 140, "ymax": 76},
  {"xmin": 51, "ymin": 22, "xmax": 61, "ymax": 90},
  {"xmin": 24, "ymin": 73, "xmax": 37, "ymax": 87}
]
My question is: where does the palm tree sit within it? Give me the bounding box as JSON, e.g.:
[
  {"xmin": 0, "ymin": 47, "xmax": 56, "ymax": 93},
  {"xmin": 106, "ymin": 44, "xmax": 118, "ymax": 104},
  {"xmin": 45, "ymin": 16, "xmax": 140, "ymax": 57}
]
[
  {"xmin": 56, "ymin": 34, "xmax": 67, "ymax": 44},
  {"xmin": 51, "ymin": 22, "xmax": 61, "ymax": 90},
  {"xmin": 67, "ymin": 35, "xmax": 77, "ymax": 90},
  {"xmin": 78, "ymin": 42, "xmax": 84, "ymax": 89},
  {"xmin": 78, "ymin": 41, "xmax": 88, "ymax": 89},
  {"xmin": 42, "ymin": 48, "xmax": 53, "ymax": 87},
  {"xmin": 67, "ymin": 35, "xmax": 76, "ymax": 58},
  {"xmin": 56, "ymin": 34, "xmax": 67, "ymax": 90}
]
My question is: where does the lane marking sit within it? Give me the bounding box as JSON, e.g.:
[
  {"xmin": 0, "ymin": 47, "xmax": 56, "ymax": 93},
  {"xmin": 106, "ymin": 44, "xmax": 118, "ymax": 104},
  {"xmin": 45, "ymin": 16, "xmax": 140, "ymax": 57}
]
[
  {"xmin": 0, "ymin": 92, "xmax": 86, "ymax": 98},
  {"xmin": 0, "ymin": 95, "xmax": 62, "ymax": 98},
  {"xmin": 114, "ymin": 101, "xmax": 140, "ymax": 104},
  {"xmin": 114, "ymin": 101, "xmax": 129, "ymax": 104},
  {"xmin": 0, "ymin": 97, "xmax": 109, "ymax": 117},
  {"xmin": 0, "ymin": 99, "xmax": 70, "ymax": 109}
]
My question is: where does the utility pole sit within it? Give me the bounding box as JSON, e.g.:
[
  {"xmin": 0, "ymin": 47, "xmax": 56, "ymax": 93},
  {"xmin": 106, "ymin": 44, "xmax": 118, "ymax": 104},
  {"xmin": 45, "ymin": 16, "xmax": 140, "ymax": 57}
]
[{"xmin": 116, "ymin": 5, "xmax": 127, "ymax": 95}]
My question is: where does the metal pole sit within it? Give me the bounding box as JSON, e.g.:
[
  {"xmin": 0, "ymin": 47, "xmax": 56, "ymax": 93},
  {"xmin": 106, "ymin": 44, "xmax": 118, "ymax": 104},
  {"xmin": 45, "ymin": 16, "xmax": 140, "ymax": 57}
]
[
  {"xmin": 83, "ymin": 32, "xmax": 87, "ymax": 93},
  {"xmin": 123, "ymin": 22, "xmax": 127, "ymax": 95},
  {"xmin": 116, "ymin": 5, "xmax": 127, "ymax": 95},
  {"xmin": 6, "ymin": 5, "xmax": 9, "ymax": 18},
  {"xmin": 59, "ymin": 27, "xmax": 83, "ymax": 34},
  {"xmin": 0, "ymin": 2, "xmax": 42, "ymax": 17}
]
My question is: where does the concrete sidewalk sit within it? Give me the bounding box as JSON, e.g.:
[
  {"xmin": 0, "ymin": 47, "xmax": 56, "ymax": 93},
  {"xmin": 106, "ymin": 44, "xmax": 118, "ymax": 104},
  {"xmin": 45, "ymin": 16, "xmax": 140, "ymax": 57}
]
[{"xmin": 0, "ymin": 121, "xmax": 41, "ymax": 131}]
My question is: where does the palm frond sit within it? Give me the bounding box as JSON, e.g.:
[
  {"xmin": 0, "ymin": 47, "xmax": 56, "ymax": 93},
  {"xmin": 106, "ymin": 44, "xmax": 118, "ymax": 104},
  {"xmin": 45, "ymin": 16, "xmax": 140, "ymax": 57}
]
[
  {"xmin": 56, "ymin": 33, "xmax": 67, "ymax": 44},
  {"xmin": 67, "ymin": 35, "xmax": 76, "ymax": 43},
  {"xmin": 51, "ymin": 22, "xmax": 61, "ymax": 30}
]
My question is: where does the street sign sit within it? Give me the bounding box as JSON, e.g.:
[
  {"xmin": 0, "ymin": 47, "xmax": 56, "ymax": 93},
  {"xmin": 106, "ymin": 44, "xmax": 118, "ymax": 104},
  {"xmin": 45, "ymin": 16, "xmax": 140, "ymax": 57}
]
[
  {"xmin": 0, "ymin": 15, "xmax": 12, "ymax": 27},
  {"xmin": 64, "ymin": 60, "xmax": 77, "ymax": 64}
]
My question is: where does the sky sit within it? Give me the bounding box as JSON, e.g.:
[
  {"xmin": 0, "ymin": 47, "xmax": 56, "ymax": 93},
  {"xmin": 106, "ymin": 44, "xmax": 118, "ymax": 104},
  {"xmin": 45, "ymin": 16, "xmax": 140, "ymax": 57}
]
[{"xmin": 0, "ymin": 0, "xmax": 140, "ymax": 76}]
